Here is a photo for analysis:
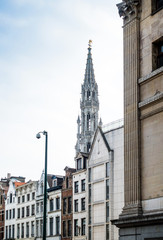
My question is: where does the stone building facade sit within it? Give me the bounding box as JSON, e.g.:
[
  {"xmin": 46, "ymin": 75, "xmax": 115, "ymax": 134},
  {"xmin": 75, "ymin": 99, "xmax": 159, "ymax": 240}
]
[
  {"xmin": 113, "ymin": 0, "xmax": 163, "ymax": 239},
  {"xmin": 73, "ymin": 152, "xmax": 88, "ymax": 240},
  {"xmin": 61, "ymin": 167, "xmax": 76, "ymax": 240},
  {"xmin": 88, "ymin": 120, "xmax": 124, "ymax": 240}
]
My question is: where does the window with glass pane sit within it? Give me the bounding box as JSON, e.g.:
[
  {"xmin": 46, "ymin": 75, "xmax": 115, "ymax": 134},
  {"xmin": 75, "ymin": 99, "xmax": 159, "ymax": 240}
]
[
  {"xmin": 31, "ymin": 221, "xmax": 34, "ymax": 237},
  {"xmin": 74, "ymin": 199, "xmax": 78, "ymax": 212},
  {"xmin": 40, "ymin": 220, "xmax": 43, "ymax": 237},
  {"xmin": 26, "ymin": 206, "xmax": 30, "ymax": 217},
  {"xmin": 63, "ymin": 221, "xmax": 66, "ymax": 237},
  {"xmin": 77, "ymin": 158, "xmax": 82, "ymax": 170},
  {"xmin": 36, "ymin": 220, "xmax": 39, "ymax": 237},
  {"xmin": 22, "ymin": 195, "xmax": 25, "ymax": 202},
  {"xmin": 106, "ymin": 162, "xmax": 110, "ymax": 177},
  {"xmin": 9, "ymin": 225, "xmax": 11, "ymax": 239},
  {"xmin": 81, "ymin": 179, "xmax": 85, "ymax": 191},
  {"xmin": 88, "ymin": 168, "xmax": 91, "ymax": 182},
  {"xmin": 32, "ymin": 192, "xmax": 35, "ymax": 200},
  {"xmin": 50, "ymin": 199, "xmax": 54, "ymax": 211},
  {"xmin": 81, "ymin": 198, "xmax": 85, "ymax": 211},
  {"xmin": 27, "ymin": 193, "xmax": 30, "ymax": 201},
  {"xmin": 41, "ymin": 202, "xmax": 43, "ymax": 212},
  {"xmin": 32, "ymin": 204, "xmax": 35, "ymax": 215},
  {"xmin": 22, "ymin": 207, "xmax": 24, "ymax": 218},
  {"xmin": 9, "ymin": 209, "xmax": 11, "ymax": 219},
  {"xmin": 13, "ymin": 209, "xmax": 15, "ymax": 218},
  {"xmin": 81, "ymin": 218, "xmax": 86, "ymax": 235},
  {"xmin": 63, "ymin": 198, "xmax": 66, "ymax": 214},
  {"xmin": 68, "ymin": 220, "xmax": 72, "ymax": 236},
  {"xmin": 56, "ymin": 197, "xmax": 60, "ymax": 210},
  {"xmin": 66, "ymin": 177, "xmax": 69, "ymax": 188},
  {"xmin": 56, "ymin": 216, "xmax": 60, "ymax": 235},
  {"xmin": 18, "ymin": 197, "xmax": 20, "ymax": 204},
  {"xmin": 106, "ymin": 180, "xmax": 109, "ymax": 200},
  {"xmin": 89, "ymin": 205, "xmax": 91, "ymax": 224},
  {"xmin": 68, "ymin": 197, "xmax": 72, "ymax": 213},
  {"xmin": 12, "ymin": 225, "xmax": 15, "ymax": 238},
  {"xmin": 17, "ymin": 224, "xmax": 20, "ymax": 238},
  {"xmin": 89, "ymin": 184, "xmax": 91, "ymax": 203},
  {"xmin": 21, "ymin": 223, "xmax": 24, "ymax": 238},
  {"xmin": 17, "ymin": 208, "xmax": 20, "ymax": 218},
  {"xmin": 74, "ymin": 219, "xmax": 78, "ymax": 236},
  {"xmin": 6, "ymin": 226, "xmax": 8, "ymax": 239},
  {"xmin": 50, "ymin": 218, "xmax": 53, "ymax": 236},
  {"xmin": 106, "ymin": 224, "xmax": 109, "ymax": 240},
  {"xmin": 74, "ymin": 181, "xmax": 79, "ymax": 193},
  {"xmin": 106, "ymin": 202, "xmax": 109, "ymax": 222},
  {"xmin": 6, "ymin": 210, "xmax": 8, "ymax": 220},
  {"xmin": 26, "ymin": 222, "xmax": 29, "ymax": 237},
  {"xmin": 89, "ymin": 226, "xmax": 91, "ymax": 240}
]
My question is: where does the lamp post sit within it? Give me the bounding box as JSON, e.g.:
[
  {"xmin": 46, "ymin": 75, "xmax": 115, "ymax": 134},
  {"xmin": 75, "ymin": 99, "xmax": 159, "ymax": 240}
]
[{"xmin": 36, "ymin": 130, "xmax": 48, "ymax": 240}]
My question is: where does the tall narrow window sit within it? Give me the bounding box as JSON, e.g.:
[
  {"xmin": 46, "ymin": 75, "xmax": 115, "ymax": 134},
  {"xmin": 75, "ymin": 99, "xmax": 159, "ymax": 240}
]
[
  {"xmin": 22, "ymin": 207, "xmax": 24, "ymax": 218},
  {"xmin": 13, "ymin": 209, "xmax": 15, "ymax": 218},
  {"xmin": 77, "ymin": 158, "xmax": 82, "ymax": 170},
  {"xmin": 40, "ymin": 220, "xmax": 43, "ymax": 237},
  {"xmin": 6, "ymin": 226, "xmax": 8, "ymax": 240},
  {"xmin": 63, "ymin": 198, "xmax": 66, "ymax": 214},
  {"xmin": 26, "ymin": 222, "xmax": 29, "ymax": 238},
  {"xmin": 87, "ymin": 142, "xmax": 91, "ymax": 153},
  {"xmin": 89, "ymin": 226, "xmax": 91, "ymax": 240},
  {"xmin": 81, "ymin": 218, "xmax": 86, "ymax": 235},
  {"xmin": 106, "ymin": 202, "xmax": 109, "ymax": 222},
  {"xmin": 94, "ymin": 115, "xmax": 96, "ymax": 130},
  {"xmin": 6, "ymin": 210, "xmax": 8, "ymax": 220},
  {"xmin": 106, "ymin": 162, "xmax": 110, "ymax": 177},
  {"xmin": 74, "ymin": 181, "xmax": 79, "ymax": 193},
  {"xmin": 152, "ymin": 38, "xmax": 163, "ymax": 70},
  {"xmin": 10, "ymin": 193, "xmax": 12, "ymax": 203},
  {"xmin": 63, "ymin": 221, "xmax": 66, "ymax": 237},
  {"xmin": 87, "ymin": 113, "xmax": 91, "ymax": 130},
  {"xmin": 26, "ymin": 206, "xmax": 30, "ymax": 217},
  {"xmin": 87, "ymin": 90, "xmax": 91, "ymax": 100},
  {"xmin": 36, "ymin": 220, "xmax": 39, "ymax": 237},
  {"xmin": 66, "ymin": 177, "xmax": 69, "ymax": 188},
  {"xmin": 74, "ymin": 219, "xmax": 78, "ymax": 236},
  {"xmin": 56, "ymin": 216, "xmax": 60, "ymax": 235},
  {"xmin": 32, "ymin": 204, "xmax": 35, "ymax": 215},
  {"xmin": 74, "ymin": 199, "xmax": 78, "ymax": 212},
  {"xmin": 68, "ymin": 197, "xmax": 72, "ymax": 213},
  {"xmin": 50, "ymin": 199, "xmax": 54, "ymax": 211},
  {"xmin": 106, "ymin": 224, "xmax": 109, "ymax": 240},
  {"xmin": 12, "ymin": 225, "xmax": 15, "ymax": 239},
  {"xmin": 31, "ymin": 221, "xmax": 34, "ymax": 237},
  {"xmin": 17, "ymin": 224, "xmax": 20, "ymax": 239},
  {"xmin": 81, "ymin": 179, "xmax": 86, "ymax": 191},
  {"xmin": 106, "ymin": 180, "xmax": 109, "ymax": 200},
  {"xmin": 82, "ymin": 113, "xmax": 85, "ymax": 132},
  {"xmin": 81, "ymin": 198, "xmax": 85, "ymax": 211},
  {"xmin": 92, "ymin": 91, "xmax": 95, "ymax": 99},
  {"xmin": 17, "ymin": 208, "xmax": 20, "ymax": 219},
  {"xmin": 50, "ymin": 218, "xmax": 53, "ymax": 236},
  {"xmin": 56, "ymin": 197, "xmax": 60, "ymax": 210},
  {"xmin": 88, "ymin": 168, "xmax": 91, "ymax": 182},
  {"xmin": 89, "ymin": 205, "xmax": 91, "ymax": 224},
  {"xmin": 68, "ymin": 220, "xmax": 72, "ymax": 236},
  {"xmin": 21, "ymin": 223, "xmax": 24, "ymax": 238},
  {"xmin": 9, "ymin": 225, "xmax": 11, "ymax": 239},
  {"xmin": 89, "ymin": 184, "xmax": 91, "ymax": 204}
]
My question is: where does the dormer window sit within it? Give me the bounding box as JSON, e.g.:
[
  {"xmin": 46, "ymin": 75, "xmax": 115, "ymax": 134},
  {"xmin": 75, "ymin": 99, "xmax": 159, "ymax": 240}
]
[
  {"xmin": 53, "ymin": 179, "xmax": 57, "ymax": 187},
  {"xmin": 77, "ymin": 158, "xmax": 82, "ymax": 170}
]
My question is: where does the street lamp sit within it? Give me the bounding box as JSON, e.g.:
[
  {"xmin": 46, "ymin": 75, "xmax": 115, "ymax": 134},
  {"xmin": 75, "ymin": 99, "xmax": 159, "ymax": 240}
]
[{"xmin": 36, "ymin": 131, "xmax": 48, "ymax": 240}]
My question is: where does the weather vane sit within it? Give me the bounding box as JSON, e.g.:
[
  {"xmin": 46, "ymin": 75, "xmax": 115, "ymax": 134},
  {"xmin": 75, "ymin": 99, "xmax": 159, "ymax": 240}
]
[{"xmin": 88, "ymin": 40, "xmax": 92, "ymax": 48}]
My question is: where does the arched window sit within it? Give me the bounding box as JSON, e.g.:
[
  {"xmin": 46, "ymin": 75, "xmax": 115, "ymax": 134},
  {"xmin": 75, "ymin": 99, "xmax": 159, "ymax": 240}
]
[
  {"xmin": 92, "ymin": 91, "xmax": 95, "ymax": 99},
  {"xmin": 93, "ymin": 115, "xmax": 96, "ymax": 130},
  {"xmin": 87, "ymin": 142, "xmax": 91, "ymax": 153},
  {"xmin": 87, "ymin": 113, "xmax": 91, "ymax": 131},
  {"xmin": 87, "ymin": 90, "xmax": 90, "ymax": 100}
]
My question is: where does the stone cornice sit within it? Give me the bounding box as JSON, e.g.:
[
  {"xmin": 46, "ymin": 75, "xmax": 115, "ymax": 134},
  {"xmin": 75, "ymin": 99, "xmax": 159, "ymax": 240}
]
[
  {"xmin": 117, "ymin": 0, "xmax": 140, "ymax": 19},
  {"xmin": 139, "ymin": 92, "xmax": 163, "ymax": 108}
]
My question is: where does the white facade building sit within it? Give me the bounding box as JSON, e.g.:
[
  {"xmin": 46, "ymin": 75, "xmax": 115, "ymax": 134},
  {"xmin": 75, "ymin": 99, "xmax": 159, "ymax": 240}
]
[
  {"xmin": 5, "ymin": 176, "xmax": 25, "ymax": 240},
  {"xmin": 16, "ymin": 180, "xmax": 37, "ymax": 239},
  {"xmin": 36, "ymin": 172, "xmax": 63, "ymax": 240},
  {"xmin": 87, "ymin": 120, "xmax": 124, "ymax": 240},
  {"xmin": 73, "ymin": 152, "xmax": 87, "ymax": 240}
]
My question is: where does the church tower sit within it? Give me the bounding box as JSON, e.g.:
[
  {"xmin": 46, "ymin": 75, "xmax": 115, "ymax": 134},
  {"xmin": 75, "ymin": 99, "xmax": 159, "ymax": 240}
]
[{"xmin": 75, "ymin": 41, "xmax": 99, "ymax": 153}]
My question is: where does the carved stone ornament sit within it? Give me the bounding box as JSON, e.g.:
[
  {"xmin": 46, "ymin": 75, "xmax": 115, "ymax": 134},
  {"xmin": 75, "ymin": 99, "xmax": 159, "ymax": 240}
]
[{"xmin": 117, "ymin": 0, "xmax": 139, "ymax": 19}]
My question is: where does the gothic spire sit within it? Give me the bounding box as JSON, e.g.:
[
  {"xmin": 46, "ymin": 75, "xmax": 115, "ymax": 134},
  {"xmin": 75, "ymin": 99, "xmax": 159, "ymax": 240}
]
[{"xmin": 75, "ymin": 40, "xmax": 99, "ymax": 154}]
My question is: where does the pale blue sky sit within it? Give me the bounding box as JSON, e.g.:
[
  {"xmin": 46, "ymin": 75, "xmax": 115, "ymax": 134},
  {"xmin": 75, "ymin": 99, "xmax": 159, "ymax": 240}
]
[{"xmin": 0, "ymin": 0, "xmax": 123, "ymax": 181}]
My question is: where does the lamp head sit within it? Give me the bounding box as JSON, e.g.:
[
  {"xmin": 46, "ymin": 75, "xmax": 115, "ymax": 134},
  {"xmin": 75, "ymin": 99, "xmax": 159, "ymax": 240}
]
[{"xmin": 36, "ymin": 133, "xmax": 41, "ymax": 139}]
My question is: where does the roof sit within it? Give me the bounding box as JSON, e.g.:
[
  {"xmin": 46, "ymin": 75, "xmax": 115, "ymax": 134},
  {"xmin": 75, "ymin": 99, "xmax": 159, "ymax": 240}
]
[{"xmin": 14, "ymin": 182, "xmax": 26, "ymax": 187}]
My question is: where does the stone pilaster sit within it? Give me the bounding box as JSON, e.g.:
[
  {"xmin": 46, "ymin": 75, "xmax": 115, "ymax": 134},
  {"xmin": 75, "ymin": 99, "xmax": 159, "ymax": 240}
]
[{"xmin": 117, "ymin": 0, "xmax": 142, "ymax": 217}]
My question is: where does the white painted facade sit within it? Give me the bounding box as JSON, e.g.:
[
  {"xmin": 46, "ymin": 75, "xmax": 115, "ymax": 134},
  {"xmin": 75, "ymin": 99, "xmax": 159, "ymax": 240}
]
[
  {"xmin": 5, "ymin": 179, "xmax": 17, "ymax": 239},
  {"xmin": 16, "ymin": 181, "xmax": 37, "ymax": 239},
  {"xmin": 73, "ymin": 167, "xmax": 87, "ymax": 240},
  {"xmin": 87, "ymin": 120, "xmax": 124, "ymax": 240}
]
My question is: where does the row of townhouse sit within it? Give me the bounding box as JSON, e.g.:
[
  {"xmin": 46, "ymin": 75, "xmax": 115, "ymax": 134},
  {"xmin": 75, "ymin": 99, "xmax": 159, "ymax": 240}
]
[{"xmin": 3, "ymin": 119, "xmax": 124, "ymax": 240}]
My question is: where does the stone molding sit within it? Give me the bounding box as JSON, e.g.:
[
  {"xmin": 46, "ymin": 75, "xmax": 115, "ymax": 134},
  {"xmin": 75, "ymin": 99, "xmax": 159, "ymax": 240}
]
[
  {"xmin": 117, "ymin": 0, "xmax": 140, "ymax": 19},
  {"xmin": 138, "ymin": 67, "xmax": 163, "ymax": 85},
  {"xmin": 139, "ymin": 92, "xmax": 163, "ymax": 108}
]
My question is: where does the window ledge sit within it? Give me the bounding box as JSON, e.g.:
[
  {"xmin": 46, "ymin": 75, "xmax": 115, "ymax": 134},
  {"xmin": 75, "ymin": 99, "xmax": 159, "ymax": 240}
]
[
  {"xmin": 139, "ymin": 92, "xmax": 163, "ymax": 108},
  {"xmin": 138, "ymin": 66, "xmax": 163, "ymax": 85}
]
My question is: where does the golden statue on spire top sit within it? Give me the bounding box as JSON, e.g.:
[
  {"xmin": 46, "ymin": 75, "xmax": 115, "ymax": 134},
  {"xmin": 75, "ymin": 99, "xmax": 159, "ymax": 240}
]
[{"xmin": 88, "ymin": 40, "xmax": 92, "ymax": 48}]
